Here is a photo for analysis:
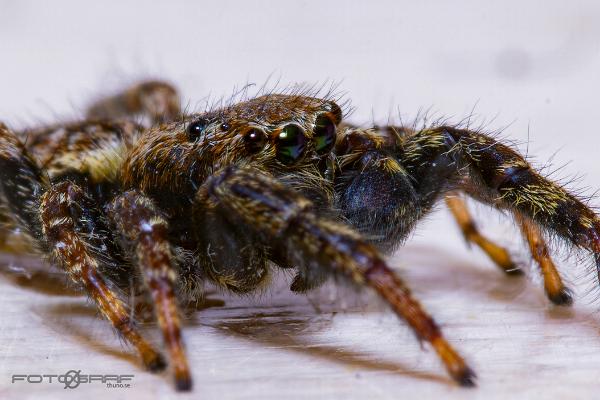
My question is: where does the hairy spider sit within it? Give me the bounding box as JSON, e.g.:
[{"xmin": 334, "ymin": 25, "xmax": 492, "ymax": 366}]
[{"xmin": 1, "ymin": 80, "xmax": 599, "ymax": 392}]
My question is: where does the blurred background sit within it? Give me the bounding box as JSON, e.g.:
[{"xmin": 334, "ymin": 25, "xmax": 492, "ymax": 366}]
[
  {"xmin": 1, "ymin": 1, "xmax": 600, "ymax": 399},
  {"xmin": 2, "ymin": 0, "xmax": 599, "ymax": 288}
]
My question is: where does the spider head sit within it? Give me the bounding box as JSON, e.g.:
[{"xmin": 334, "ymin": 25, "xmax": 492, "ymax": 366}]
[
  {"xmin": 124, "ymin": 94, "xmax": 343, "ymax": 196},
  {"xmin": 193, "ymin": 94, "xmax": 343, "ymax": 166}
]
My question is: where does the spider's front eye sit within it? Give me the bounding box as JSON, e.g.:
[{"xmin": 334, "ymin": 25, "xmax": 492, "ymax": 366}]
[
  {"xmin": 313, "ymin": 114, "xmax": 337, "ymax": 154},
  {"xmin": 187, "ymin": 118, "xmax": 209, "ymax": 141},
  {"xmin": 276, "ymin": 124, "xmax": 307, "ymax": 165},
  {"xmin": 243, "ymin": 128, "xmax": 267, "ymax": 153}
]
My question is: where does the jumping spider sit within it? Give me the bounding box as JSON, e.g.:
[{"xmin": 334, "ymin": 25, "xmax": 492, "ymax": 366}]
[{"xmin": 1, "ymin": 80, "xmax": 598, "ymax": 391}]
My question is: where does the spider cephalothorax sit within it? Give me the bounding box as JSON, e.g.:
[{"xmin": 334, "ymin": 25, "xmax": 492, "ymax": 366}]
[
  {"xmin": 1, "ymin": 80, "xmax": 599, "ymax": 392},
  {"xmin": 124, "ymin": 93, "xmax": 341, "ymax": 210}
]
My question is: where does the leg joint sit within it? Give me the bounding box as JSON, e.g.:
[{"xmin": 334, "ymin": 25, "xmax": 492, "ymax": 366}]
[{"xmin": 495, "ymin": 165, "xmax": 532, "ymax": 191}]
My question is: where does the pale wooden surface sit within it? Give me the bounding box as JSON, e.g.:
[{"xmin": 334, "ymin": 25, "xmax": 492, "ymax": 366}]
[{"xmin": 1, "ymin": 207, "xmax": 600, "ymax": 400}]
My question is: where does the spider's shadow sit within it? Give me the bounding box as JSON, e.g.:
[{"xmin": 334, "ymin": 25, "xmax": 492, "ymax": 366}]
[
  {"xmin": 398, "ymin": 244, "xmax": 559, "ymax": 310},
  {"xmin": 5, "ymin": 244, "xmax": 600, "ymax": 387},
  {"xmin": 39, "ymin": 295, "xmax": 228, "ymax": 373},
  {"xmin": 209, "ymin": 309, "xmax": 452, "ymax": 386},
  {"xmin": 0, "ymin": 253, "xmax": 81, "ymax": 297},
  {"xmin": 199, "ymin": 244, "xmax": 600, "ymax": 387}
]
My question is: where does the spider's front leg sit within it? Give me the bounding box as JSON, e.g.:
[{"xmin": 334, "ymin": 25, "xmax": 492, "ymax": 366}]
[
  {"xmin": 0, "ymin": 124, "xmax": 166, "ymax": 373},
  {"xmin": 107, "ymin": 191, "xmax": 192, "ymax": 391},
  {"xmin": 196, "ymin": 165, "xmax": 476, "ymax": 386},
  {"xmin": 40, "ymin": 183, "xmax": 169, "ymax": 369}
]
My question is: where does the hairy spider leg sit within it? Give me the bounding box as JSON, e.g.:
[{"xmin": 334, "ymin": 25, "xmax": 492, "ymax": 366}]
[
  {"xmin": 515, "ymin": 213, "xmax": 572, "ymax": 305},
  {"xmin": 86, "ymin": 80, "xmax": 181, "ymax": 125},
  {"xmin": 335, "ymin": 125, "xmax": 598, "ymax": 306},
  {"xmin": 445, "ymin": 194, "xmax": 522, "ymax": 275},
  {"xmin": 403, "ymin": 126, "xmax": 600, "ymax": 296},
  {"xmin": 446, "ymin": 193, "xmax": 571, "ymax": 305},
  {"xmin": 0, "ymin": 124, "xmax": 166, "ymax": 372},
  {"xmin": 197, "ymin": 165, "xmax": 476, "ymax": 387},
  {"xmin": 108, "ymin": 191, "xmax": 192, "ymax": 391}
]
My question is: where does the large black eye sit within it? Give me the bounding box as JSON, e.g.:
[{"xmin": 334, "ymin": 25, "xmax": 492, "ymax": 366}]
[
  {"xmin": 187, "ymin": 118, "xmax": 209, "ymax": 141},
  {"xmin": 313, "ymin": 114, "xmax": 336, "ymax": 154},
  {"xmin": 276, "ymin": 124, "xmax": 307, "ymax": 164},
  {"xmin": 244, "ymin": 128, "xmax": 267, "ymax": 153}
]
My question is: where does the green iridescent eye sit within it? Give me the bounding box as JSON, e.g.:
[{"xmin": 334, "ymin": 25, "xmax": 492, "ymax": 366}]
[
  {"xmin": 313, "ymin": 114, "xmax": 336, "ymax": 154},
  {"xmin": 276, "ymin": 124, "xmax": 307, "ymax": 164}
]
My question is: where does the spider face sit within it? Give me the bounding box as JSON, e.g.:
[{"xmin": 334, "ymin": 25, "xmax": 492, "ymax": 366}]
[{"xmin": 124, "ymin": 93, "xmax": 342, "ymax": 198}]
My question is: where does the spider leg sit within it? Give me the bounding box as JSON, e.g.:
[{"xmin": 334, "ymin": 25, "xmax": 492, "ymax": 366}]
[
  {"xmin": 336, "ymin": 125, "xmax": 593, "ymax": 305},
  {"xmin": 0, "ymin": 124, "xmax": 40, "ymax": 254},
  {"xmin": 445, "ymin": 193, "xmax": 522, "ymax": 275},
  {"xmin": 0, "ymin": 123, "xmax": 48, "ymax": 239},
  {"xmin": 41, "ymin": 183, "xmax": 167, "ymax": 370},
  {"xmin": 0, "ymin": 124, "xmax": 166, "ymax": 372},
  {"xmin": 86, "ymin": 80, "xmax": 181, "ymax": 124},
  {"xmin": 446, "ymin": 192, "xmax": 571, "ymax": 304},
  {"xmin": 412, "ymin": 126, "xmax": 600, "ymax": 248},
  {"xmin": 402, "ymin": 126, "xmax": 600, "ymax": 289},
  {"xmin": 197, "ymin": 165, "xmax": 476, "ymax": 387},
  {"xmin": 108, "ymin": 190, "xmax": 192, "ymax": 391},
  {"xmin": 515, "ymin": 213, "xmax": 572, "ymax": 305}
]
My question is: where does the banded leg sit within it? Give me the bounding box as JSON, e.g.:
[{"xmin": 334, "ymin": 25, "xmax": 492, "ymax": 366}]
[
  {"xmin": 198, "ymin": 166, "xmax": 475, "ymax": 386},
  {"xmin": 108, "ymin": 191, "xmax": 191, "ymax": 391},
  {"xmin": 445, "ymin": 194, "xmax": 522, "ymax": 275},
  {"xmin": 516, "ymin": 214, "xmax": 572, "ymax": 305},
  {"xmin": 40, "ymin": 182, "xmax": 166, "ymax": 370},
  {"xmin": 401, "ymin": 126, "xmax": 600, "ymax": 275},
  {"xmin": 0, "ymin": 124, "xmax": 165, "ymax": 371},
  {"xmin": 86, "ymin": 80, "xmax": 181, "ymax": 124}
]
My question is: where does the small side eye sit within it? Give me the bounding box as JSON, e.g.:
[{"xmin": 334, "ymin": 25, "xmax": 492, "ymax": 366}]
[
  {"xmin": 243, "ymin": 128, "xmax": 267, "ymax": 153},
  {"xmin": 187, "ymin": 118, "xmax": 210, "ymax": 141},
  {"xmin": 326, "ymin": 101, "xmax": 343, "ymax": 124},
  {"xmin": 313, "ymin": 114, "xmax": 337, "ymax": 154},
  {"xmin": 276, "ymin": 124, "xmax": 307, "ymax": 164}
]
